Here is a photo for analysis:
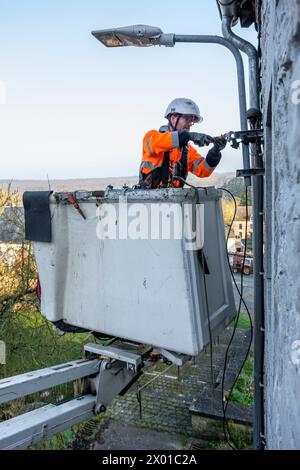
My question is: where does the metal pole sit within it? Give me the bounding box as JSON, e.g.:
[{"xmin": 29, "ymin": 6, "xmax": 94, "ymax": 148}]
[
  {"xmin": 221, "ymin": 16, "xmax": 265, "ymax": 450},
  {"xmin": 221, "ymin": 17, "xmax": 259, "ymax": 109},
  {"xmin": 174, "ymin": 34, "xmax": 251, "ymax": 187}
]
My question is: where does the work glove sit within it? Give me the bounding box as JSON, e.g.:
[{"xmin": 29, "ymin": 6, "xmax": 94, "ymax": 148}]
[
  {"xmin": 212, "ymin": 136, "xmax": 227, "ymax": 152},
  {"xmin": 206, "ymin": 147, "xmax": 222, "ymax": 168},
  {"xmin": 205, "ymin": 136, "xmax": 226, "ymax": 168},
  {"xmin": 178, "ymin": 131, "xmax": 191, "ymax": 147},
  {"xmin": 188, "ymin": 132, "xmax": 214, "ymax": 147}
]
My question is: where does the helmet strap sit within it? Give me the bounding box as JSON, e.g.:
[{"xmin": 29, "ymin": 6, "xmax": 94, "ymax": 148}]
[{"xmin": 169, "ymin": 114, "xmax": 181, "ymax": 131}]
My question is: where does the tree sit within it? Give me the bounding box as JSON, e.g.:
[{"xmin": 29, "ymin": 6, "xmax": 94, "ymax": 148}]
[{"xmin": 222, "ymin": 177, "xmax": 251, "ymax": 204}]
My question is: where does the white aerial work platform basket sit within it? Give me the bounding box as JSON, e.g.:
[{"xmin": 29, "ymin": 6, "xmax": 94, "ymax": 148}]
[{"xmin": 24, "ymin": 187, "xmax": 236, "ymax": 356}]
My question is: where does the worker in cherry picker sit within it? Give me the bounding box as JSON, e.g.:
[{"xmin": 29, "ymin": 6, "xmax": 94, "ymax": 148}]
[{"xmin": 139, "ymin": 98, "xmax": 227, "ymax": 189}]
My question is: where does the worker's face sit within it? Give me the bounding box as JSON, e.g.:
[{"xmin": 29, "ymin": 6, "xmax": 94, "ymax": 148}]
[{"xmin": 169, "ymin": 114, "xmax": 197, "ymax": 131}]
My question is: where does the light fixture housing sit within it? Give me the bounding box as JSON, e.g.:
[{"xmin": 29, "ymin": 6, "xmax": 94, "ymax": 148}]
[{"xmin": 91, "ymin": 25, "xmax": 174, "ymax": 47}]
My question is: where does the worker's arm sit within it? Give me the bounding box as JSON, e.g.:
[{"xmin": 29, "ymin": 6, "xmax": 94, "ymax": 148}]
[
  {"xmin": 143, "ymin": 129, "xmax": 213, "ymax": 155},
  {"xmin": 188, "ymin": 137, "xmax": 227, "ymax": 177},
  {"xmin": 143, "ymin": 129, "xmax": 191, "ymax": 155},
  {"xmin": 188, "ymin": 146, "xmax": 213, "ymax": 177}
]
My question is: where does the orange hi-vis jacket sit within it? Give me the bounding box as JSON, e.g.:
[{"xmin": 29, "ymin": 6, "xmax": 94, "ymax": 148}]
[{"xmin": 139, "ymin": 128, "xmax": 216, "ymax": 188}]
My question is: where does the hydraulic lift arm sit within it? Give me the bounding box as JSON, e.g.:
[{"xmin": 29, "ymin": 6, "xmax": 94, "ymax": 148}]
[{"xmin": 0, "ymin": 341, "xmax": 189, "ymax": 450}]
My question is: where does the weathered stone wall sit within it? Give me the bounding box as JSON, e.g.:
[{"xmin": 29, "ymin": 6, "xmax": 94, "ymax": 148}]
[{"xmin": 261, "ymin": 0, "xmax": 300, "ymax": 449}]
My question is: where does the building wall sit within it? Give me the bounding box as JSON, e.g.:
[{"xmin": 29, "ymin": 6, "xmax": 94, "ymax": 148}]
[
  {"xmin": 227, "ymin": 236, "xmax": 244, "ymax": 253},
  {"xmin": 232, "ymin": 220, "xmax": 252, "ymax": 240},
  {"xmin": 261, "ymin": 0, "xmax": 300, "ymax": 449}
]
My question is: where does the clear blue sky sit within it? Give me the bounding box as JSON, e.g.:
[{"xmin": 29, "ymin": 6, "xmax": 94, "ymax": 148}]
[{"xmin": 0, "ymin": 0, "xmax": 257, "ymax": 179}]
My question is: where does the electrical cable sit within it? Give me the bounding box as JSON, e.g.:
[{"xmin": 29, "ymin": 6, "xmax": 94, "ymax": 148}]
[
  {"xmin": 176, "ymin": 176, "xmax": 219, "ymax": 390},
  {"xmin": 176, "ymin": 177, "xmax": 253, "ymax": 449},
  {"xmin": 178, "ymin": 177, "xmax": 215, "ymax": 387},
  {"xmin": 220, "ymin": 186, "xmax": 253, "ymax": 450},
  {"xmin": 199, "ymin": 217, "xmax": 215, "ymax": 390},
  {"xmin": 221, "ymin": 187, "xmax": 244, "ymax": 449},
  {"xmin": 176, "ymin": 177, "xmax": 207, "ymax": 191}
]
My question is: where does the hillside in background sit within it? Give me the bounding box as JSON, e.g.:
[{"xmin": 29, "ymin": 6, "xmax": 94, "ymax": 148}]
[{"xmin": 0, "ymin": 172, "xmax": 236, "ymax": 197}]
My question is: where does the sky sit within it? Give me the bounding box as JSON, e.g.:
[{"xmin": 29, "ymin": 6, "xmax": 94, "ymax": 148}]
[{"xmin": 0, "ymin": 0, "xmax": 258, "ymax": 180}]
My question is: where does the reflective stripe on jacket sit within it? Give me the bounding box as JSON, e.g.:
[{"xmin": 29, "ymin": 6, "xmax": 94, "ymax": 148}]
[{"xmin": 140, "ymin": 129, "xmax": 216, "ymax": 187}]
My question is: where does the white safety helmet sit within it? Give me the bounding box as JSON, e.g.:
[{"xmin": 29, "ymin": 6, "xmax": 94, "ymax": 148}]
[{"xmin": 164, "ymin": 98, "xmax": 203, "ymax": 123}]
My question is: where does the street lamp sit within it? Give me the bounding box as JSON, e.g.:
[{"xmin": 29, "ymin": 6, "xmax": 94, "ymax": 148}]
[
  {"xmin": 91, "ymin": 25, "xmax": 174, "ymax": 47},
  {"xmin": 91, "ymin": 24, "xmax": 251, "ymax": 182},
  {"xmin": 92, "ymin": 20, "xmax": 264, "ymax": 451}
]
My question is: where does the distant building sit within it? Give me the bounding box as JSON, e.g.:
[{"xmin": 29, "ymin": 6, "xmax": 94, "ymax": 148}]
[
  {"xmin": 231, "ymin": 206, "xmax": 253, "ymax": 241},
  {"xmin": 225, "ymin": 206, "xmax": 253, "ymax": 254},
  {"xmin": 227, "ymin": 232, "xmax": 244, "ymax": 254}
]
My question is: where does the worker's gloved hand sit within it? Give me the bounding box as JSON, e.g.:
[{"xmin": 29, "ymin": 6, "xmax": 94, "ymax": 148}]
[
  {"xmin": 212, "ymin": 136, "xmax": 227, "ymax": 152},
  {"xmin": 205, "ymin": 136, "xmax": 226, "ymax": 168},
  {"xmin": 188, "ymin": 132, "xmax": 214, "ymax": 147},
  {"xmin": 178, "ymin": 130, "xmax": 191, "ymax": 147}
]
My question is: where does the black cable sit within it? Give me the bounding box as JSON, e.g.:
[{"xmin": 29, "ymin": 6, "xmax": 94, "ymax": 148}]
[
  {"xmin": 220, "ymin": 186, "xmax": 253, "ymax": 450},
  {"xmin": 177, "ymin": 177, "xmax": 254, "ymax": 449},
  {"xmin": 176, "ymin": 177, "xmax": 207, "ymax": 191},
  {"xmin": 219, "ymin": 186, "xmax": 240, "ymax": 450},
  {"xmin": 176, "ymin": 177, "xmax": 214, "ymax": 387},
  {"xmin": 199, "ymin": 221, "xmax": 214, "ymax": 390},
  {"xmin": 220, "ymin": 188, "xmax": 253, "ymax": 311}
]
